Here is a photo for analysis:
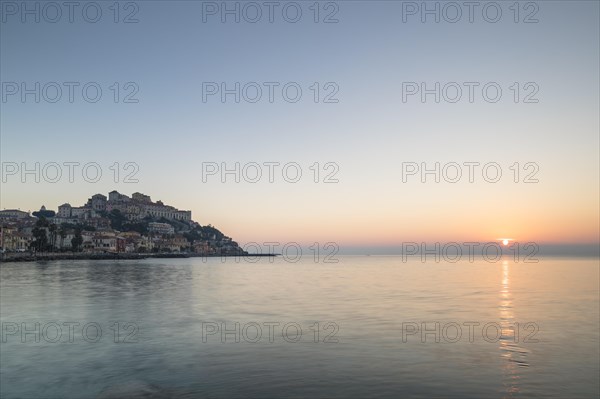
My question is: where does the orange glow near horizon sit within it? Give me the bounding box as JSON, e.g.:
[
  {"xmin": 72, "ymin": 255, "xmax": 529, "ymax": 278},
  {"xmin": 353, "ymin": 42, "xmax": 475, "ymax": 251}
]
[{"xmin": 1, "ymin": 181, "xmax": 599, "ymax": 248}]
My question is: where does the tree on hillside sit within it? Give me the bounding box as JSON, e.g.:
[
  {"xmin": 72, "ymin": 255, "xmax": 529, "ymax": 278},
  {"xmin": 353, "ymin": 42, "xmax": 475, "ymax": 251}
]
[
  {"xmin": 30, "ymin": 217, "xmax": 50, "ymax": 252},
  {"xmin": 106, "ymin": 209, "xmax": 127, "ymax": 231},
  {"xmin": 32, "ymin": 207, "xmax": 55, "ymax": 219},
  {"xmin": 71, "ymin": 228, "xmax": 83, "ymax": 252},
  {"xmin": 48, "ymin": 223, "xmax": 57, "ymax": 250},
  {"xmin": 58, "ymin": 226, "xmax": 67, "ymax": 250}
]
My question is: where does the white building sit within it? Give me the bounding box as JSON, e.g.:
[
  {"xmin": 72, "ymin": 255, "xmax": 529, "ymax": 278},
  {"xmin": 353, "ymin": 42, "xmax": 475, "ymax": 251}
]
[
  {"xmin": 71, "ymin": 207, "xmax": 87, "ymax": 218},
  {"xmin": 92, "ymin": 235, "xmax": 117, "ymax": 251},
  {"xmin": 148, "ymin": 222, "xmax": 175, "ymax": 235},
  {"xmin": 143, "ymin": 204, "xmax": 191, "ymax": 221},
  {"xmin": 0, "ymin": 209, "xmax": 30, "ymax": 219},
  {"xmin": 57, "ymin": 204, "xmax": 72, "ymax": 218}
]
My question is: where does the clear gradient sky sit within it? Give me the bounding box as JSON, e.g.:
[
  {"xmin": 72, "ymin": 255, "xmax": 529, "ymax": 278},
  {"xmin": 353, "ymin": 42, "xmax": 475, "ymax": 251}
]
[{"xmin": 1, "ymin": 0, "xmax": 599, "ymax": 248}]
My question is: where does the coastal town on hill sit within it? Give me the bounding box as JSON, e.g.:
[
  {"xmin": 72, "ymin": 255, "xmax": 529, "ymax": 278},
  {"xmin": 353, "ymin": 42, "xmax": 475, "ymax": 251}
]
[{"xmin": 0, "ymin": 190, "xmax": 247, "ymax": 260}]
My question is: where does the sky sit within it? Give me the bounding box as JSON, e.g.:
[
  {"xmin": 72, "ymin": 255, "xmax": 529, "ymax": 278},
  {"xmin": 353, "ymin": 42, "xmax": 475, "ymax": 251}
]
[{"xmin": 1, "ymin": 0, "xmax": 599, "ymax": 250}]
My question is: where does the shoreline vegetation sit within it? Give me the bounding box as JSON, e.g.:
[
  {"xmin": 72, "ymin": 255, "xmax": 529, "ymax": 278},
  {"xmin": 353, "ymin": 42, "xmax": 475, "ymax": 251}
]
[{"xmin": 0, "ymin": 252, "xmax": 278, "ymax": 263}]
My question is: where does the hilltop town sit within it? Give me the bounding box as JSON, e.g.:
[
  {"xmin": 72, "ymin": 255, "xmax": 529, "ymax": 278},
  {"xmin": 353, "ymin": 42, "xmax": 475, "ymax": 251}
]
[{"xmin": 0, "ymin": 190, "xmax": 247, "ymax": 258}]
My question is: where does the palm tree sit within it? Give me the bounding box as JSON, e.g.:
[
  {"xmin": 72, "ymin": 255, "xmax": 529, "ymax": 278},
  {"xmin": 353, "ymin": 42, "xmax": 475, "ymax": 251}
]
[
  {"xmin": 32, "ymin": 226, "xmax": 48, "ymax": 252},
  {"xmin": 71, "ymin": 228, "xmax": 83, "ymax": 252},
  {"xmin": 48, "ymin": 223, "xmax": 57, "ymax": 251},
  {"xmin": 58, "ymin": 226, "xmax": 67, "ymax": 250}
]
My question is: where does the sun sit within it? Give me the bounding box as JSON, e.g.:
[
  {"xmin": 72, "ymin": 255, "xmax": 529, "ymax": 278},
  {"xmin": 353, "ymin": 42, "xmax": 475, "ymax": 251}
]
[{"xmin": 497, "ymin": 238, "xmax": 513, "ymax": 246}]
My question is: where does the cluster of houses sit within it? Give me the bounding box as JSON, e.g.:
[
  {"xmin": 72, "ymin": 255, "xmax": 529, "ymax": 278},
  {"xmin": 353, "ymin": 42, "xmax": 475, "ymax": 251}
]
[{"xmin": 0, "ymin": 191, "xmax": 243, "ymax": 256}]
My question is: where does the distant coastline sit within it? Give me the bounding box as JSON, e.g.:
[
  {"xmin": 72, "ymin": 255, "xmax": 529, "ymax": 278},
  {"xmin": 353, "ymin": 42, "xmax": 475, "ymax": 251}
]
[{"xmin": 0, "ymin": 252, "xmax": 278, "ymax": 263}]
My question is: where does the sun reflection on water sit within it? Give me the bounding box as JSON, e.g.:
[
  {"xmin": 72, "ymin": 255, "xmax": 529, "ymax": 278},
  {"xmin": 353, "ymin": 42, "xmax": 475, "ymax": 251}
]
[{"xmin": 499, "ymin": 260, "xmax": 529, "ymax": 398}]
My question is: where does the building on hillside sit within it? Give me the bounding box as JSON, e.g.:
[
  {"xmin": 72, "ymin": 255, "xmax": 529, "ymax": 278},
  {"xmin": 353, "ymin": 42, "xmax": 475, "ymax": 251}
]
[
  {"xmin": 135, "ymin": 235, "xmax": 154, "ymax": 252},
  {"xmin": 106, "ymin": 191, "xmax": 192, "ymax": 222},
  {"xmin": 125, "ymin": 204, "xmax": 143, "ymax": 220},
  {"xmin": 192, "ymin": 240, "xmax": 210, "ymax": 255},
  {"xmin": 88, "ymin": 232, "xmax": 120, "ymax": 252},
  {"xmin": 148, "ymin": 222, "xmax": 175, "ymax": 235},
  {"xmin": 108, "ymin": 190, "xmax": 130, "ymax": 202},
  {"xmin": 56, "ymin": 232, "xmax": 76, "ymax": 250},
  {"xmin": 143, "ymin": 204, "xmax": 191, "ymax": 221},
  {"xmin": 81, "ymin": 231, "xmax": 95, "ymax": 251},
  {"xmin": 50, "ymin": 216, "xmax": 78, "ymax": 225},
  {"xmin": 1, "ymin": 227, "xmax": 32, "ymax": 251},
  {"xmin": 57, "ymin": 204, "xmax": 72, "ymax": 218},
  {"xmin": 132, "ymin": 192, "xmax": 151, "ymax": 203},
  {"xmin": 70, "ymin": 207, "xmax": 87, "ymax": 219},
  {"xmin": 170, "ymin": 235, "xmax": 190, "ymax": 251},
  {"xmin": 89, "ymin": 194, "xmax": 107, "ymax": 211},
  {"xmin": 0, "ymin": 209, "xmax": 30, "ymax": 219}
]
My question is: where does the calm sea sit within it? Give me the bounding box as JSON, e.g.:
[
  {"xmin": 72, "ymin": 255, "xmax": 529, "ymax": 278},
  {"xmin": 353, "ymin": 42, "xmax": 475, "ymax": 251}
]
[{"xmin": 1, "ymin": 256, "xmax": 598, "ymax": 398}]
